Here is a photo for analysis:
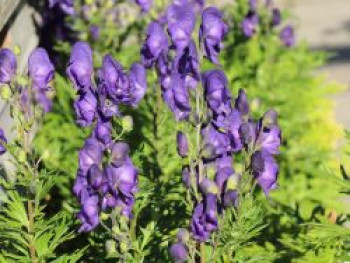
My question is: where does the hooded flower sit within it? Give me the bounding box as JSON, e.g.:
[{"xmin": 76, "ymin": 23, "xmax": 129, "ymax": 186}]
[
  {"xmin": 202, "ymin": 70, "xmax": 232, "ymax": 116},
  {"xmin": 242, "ymin": 11, "xmax": 259, "ymax": 37},
  {"xmin": 202, "ymin": 124, "xmax": 230, "ymax": 159},
  {"xmin": 135, "ymin": 0, "xmax": 153, "ymax": 12},
  {"xmin": 77, "ymin": 194, "xmax": 99, "ymax": 232},
  {"xmin": 170, "ymin": 243, "xmax": 188, "ymax": 263},
  {"xmin": 88, "ymin": 164, "xmax": 103, "ymax": 190},
  {"xmin": 141, "ymin": 22, "xmax": 169, "ymax": 68},
  {"xmin": 129, "ymin": 63, "xmax": 148, "ymax": 106},
  {"xmin": 166, "ymin": 1, "xmax": 196, "ymax": 53},
  {"xmin": 28, "ymin": 48, "xmax": 54, "ymax": 90},
  {"xmin": 280, "ymin": 25, "xmax": 295, "ymax": 47},
  {"xmin": 74, "ymin": 90, "xmax": 97, "ymax": 127},
  {"xmin": 272, "ymin": 8, "xmax": 281, "ymax": 27},
  {"xmin": 98, "ymin": 94, "xmax": 120, "ymax": 119},
  {"xmin": 78, "ymin": 137, "xmax": 103, "ymax": 174},
  {"xmin": 0, "ymin": 128, "xmax": 7, "ymax": 155},
  {"xmin": 111, "ymin": 142, "xmax": 130, "ymax": 167},
  {"xmin": 67, "ymin": 42, "xmax": 93, "ymax": 90},
  {"xmin": 0, "ymin": 48, "xmax": 17, "ymax": 84},
  {"xmin": 94, "ymin": 120, "xmax": 112, "ymax": 146},
  {"xmin": 199, "ymin": 7, "xmax": 228, "ymax": 64},
  {"xmin": 176, "ymin": 131, "xmax": 189, "ymax": 158},
  {"xmin": 215, "ymin": 154, "xmax": 234, "ymax": 192}
]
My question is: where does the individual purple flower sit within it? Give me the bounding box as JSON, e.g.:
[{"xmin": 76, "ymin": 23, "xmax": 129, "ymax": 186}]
[
  {"xmin": 94, "ymin": 120, "xmax": 112, "ymax": 145},
  {"xmin": 129, "ymin": 63, "xmax": 148, "ymax": 106},
  {"xmin": 215, "ymin": 154, "xmax": 234, "ymax": 192},
  {"xmin": 280, "ymin": 25, "xmax": 295, "ymax": 47},
  {"xmin": 90, "ymin": 25, "xmax": 100, "ymax": 40},
  {"xmin": 199, "ymin": 179, "xmax": 218, "ymax": 195},
  {"xmin": 28, "ymin": 48, "xmax": 54, "ymax": 90},
  {"xmin": 162, "ymin": 74, "xmax": 191, "ymax": 121},
  {"xmin": 67, "ymin": 42, "xmax": 93, "ymax": 90},
  {"xmin": 98, "ymin": 95, "xmax": 120, "ymax": 119},
  {"xmin": 88, "ymin": 164, "xmax": 103, "ymax": 190},
  {"xmin": 234, "ymin": 89, "xmax": 249, "ymax": 118},
  {"xmin": 202, "ymin": 70, "xmax": 232, "ymax": 116},
  {"xmin": 239, "ymin": 121, "xmax": 257, "ymax": 149},
  {"xmin": 242, "ymin": 11, "xmax": 259, "ymax": 37},
  {"xmin": 111, "ymin": 142, "xmax": 130, "ymax": 167},
  {"xmin": 135, "ymin": 0, "xmax": 153, "ymax": 12},
  {"xmin": 199, "ymin": 7, "xmax": 228, "ymax": 64},
  {"xmin": 174, "ymin": 40, "xmax": 200, "ymax": 89},
  {"xmin": 78, "ymin": 137, "xmax": 103, "ymax": 174},
  {"xmin": 176, "ymin": 131, "xmax": 189, "ymax": 158},
  {"xmin": 256, "ymin": 124, "xmax": 281, "ymax": 155},
  {"xmin": 0, "ymin": 128, "xmax": 7, "ymax": 155},
  {"xmin": 251, "ymin": 151, "xmax": 279, "ymax": 195},
  {"xmin": 170, "ymin": 243, "xmax": 188, "ymax": 263},
  {"xmin": 73, "ymin": 171, "xmax": 88, "ymax": 198},
  {"xmin": 77, "ymin": 194, "xmax": 99, "ymax": 232},
  {"xmin": 272, "ymin": 8, "xmax": 281, "ymax": 27},
  {"xmin": 202, "ymin": 124, "xmax": 230, "ymax": 159},
  {"xmin": 182, "ymin": 166, "xmax": 191, "ymax": 188},
  {"xmin": 166, "ymin": 1, "xmax": 196, "ymax": 53},
  {"xmin": 49, "ymin": 0, "xmax": 75, "ymax": 15},
  {"xmin": 74, "ymin": 90, "xmax": 97, "ymax": 127},
  {"xmin": 0, "ymin": 48, "xmax": 17, "ymax": 84},
  {"xmin": 223, "ymin": 188, "xmax": 238, "ymax": 207},
  {"xmin": 141, "ymin": 22, "xmax": 169, "ymax": 68}
]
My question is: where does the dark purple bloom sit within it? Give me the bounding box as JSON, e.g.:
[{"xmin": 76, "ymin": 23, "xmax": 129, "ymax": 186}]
[
  {"xmin": 73, "ymin": 171, "xmax": 88, "ymax": 198},
  {"xmin": 174, "ymin": 40, "xmax": 200, "ymax": 89},
  {"xmin": 202, "ymin": 124, "xmax": 230, "ymax": 159},
  {"xmin": 251, "ymin": 151, "xmax": 278, "ymax": 195},
  {"xmin": 202, "ymin": 70, "xmax": 232, "ymax": 116},
  {"xmin": 141, "ymin": 22, "xmax": 169, "ymax": 68},
  {"xmin": 272, "ymin": 8, "xmax": 281, "ymax": 27},
  {"xmin": 90, "ymin": 25, "xmax": 100, "ymax": 40},
  {"xmin": 0, "ymin": 128, "xmax": 7, "ymax": 155},
  {"xmin": 94, "ymin": 120, "xmax": 112, "ymax": 145},
  {"xmin": 242, "ymin": 11, "xmax": 259, "ymax": 37},
  {"xmin": 239, "ymin": 121, "xmax": 257, "ymax": 149},
  {"xmin": 170, "ymin": 243, "xmax": 188, "ymax": 263},
  {"xmin": 199, "ymin": 7, "xmax": 228, "ymax": 64},
  {"xmin": 182, "ymin": 166, "xmax": 191, "ymax": 188},
  {"xmin": 74, "ymin": 90, "xmax": 97, "ymax": 127},
  {"xmin": 77, "ymin": 194, "xmax": 99, "ymax": 232},
  {"xmin": 256, "ymin": 124, "xmax": 281, "ymax": 155},
  {"xmin": 88, "ymin": 164, "xmax": 103, "ymax": 190},
  {"xmin": 111, "ymin": 142, "xmax": 130, "ymax": 167},
  {"xmin": 0, "ymin": 48, "xmax": 17, "ymax": 84},
  {"xmin": 162, "ymin": 74, "xmax": 191, "ymax": 121},
  {"xmin": 67, "ymin": 42, "xmax": 93, "ymax": 90},
  {"xmin": 28, "ymin": 48, "xmax": 54, "ymax": 90},
  {"xmin": 49, "ymin": 0, "xmax": 75, "ymax": 15},
  {"xmin": 223, "ymin": 189, "xmax": 238, "ymax": 207},
  {"xmin": 79, "ymin": 137, "xmax": 103, "ymax": 174},
  {"xmin": 98, "ymin": 95, "xmax": 120, "ymax": 119},
  {"xmin": 215, "ymin": 154, "xmax": 234, "ymax": 192},
  {"xmin": 280, "ymin": 25, "xmax": 295, "ymax": 47},
  {"xmin": 176, "ymin": 131, "xmax": 189, "ymax": 158},
  {"xmin": 166, "ymin": 1, "xmax": 196, "ymax": 53},
  {"xmin": 234, "ymin": 89, "xmax": 249, "ymax": 118},
  {"xmin": 129, "ymin": 63, "xmax": 147, "ymax": 106},
  {"xmin": 135, "ymin": 0, "xmax": 153, "ymax": 12}
]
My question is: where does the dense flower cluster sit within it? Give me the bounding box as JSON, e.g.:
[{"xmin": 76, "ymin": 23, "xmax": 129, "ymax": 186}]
[
  {"xmin": 67, "ymin": 42, "xmax": 146, "ymax": 232},
  {"xmin": 141, "ymin": 1, "xmax": 228, "ymax": 121}
]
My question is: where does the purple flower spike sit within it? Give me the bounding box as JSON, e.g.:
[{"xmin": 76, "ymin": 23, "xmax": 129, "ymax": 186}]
[
  {"xmin": 78, "ymin": 137, "xmax": 103, "ymax": 175},
  {"xmin": 0, "ymin": 128, "xmax": 7, "ymax": 155},
  {"xmin": 170, "ymin": 243, "xmax": 188, "ymax": 263},
  {"xmin": 0, "ymin": 48, "xmax": 17, "ymax": 84},
  {"xmin": 280, "ymin": 25, "xmax": 295, "ymax": 47},
  {"xmin": 199, "ymin": 7, "xmax": 228, "ymax": 64},
  {"xmin": 74, "ymin": 90, "xmax": 97, "ymax": 127},
  {"xmin": 176, "ymin": 131, "xmax": 189, "ymax": 158},
  {"xmin": 272, "ymin": 8, "xmax": 281, "ymax": 27},
  {"xmin": 242, "ymin": 11, "xmax": 259, "ymax": 37},
  {"xmin": 252, "ymin": 151, "xmax": 279, "ymax": 195},
  {"xmin": 167, "ymin": 1, "xmax": 196, "ymax": 53},
  {"xmin": 28, "ymin": 48, "xmax": 54, "ymax": 90},
  {"xmin": 129, "ymin": 63, "xmax": 148, "ymax": 106},
  {"xmin": 141, "ymin": 22, "xmax": 169, "ymax": 68},
  {"xmin": 135, "ymin": 0, "xmax": 153, "ymax": 12},
  {"xmin": 67, "ymin": 42, "xmax": 93, "ymax": 90},
  {"xmin": 202, "ymin": 70, "xmax": 232, "ymax": 116}
]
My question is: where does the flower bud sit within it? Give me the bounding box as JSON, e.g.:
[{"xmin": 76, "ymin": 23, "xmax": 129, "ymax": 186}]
[
  {"xmin": 226, "ymin": 175, "xmax": 239, "ymax": 190},
  {"xmin": 0, "ymin": 48, "xmax": 17, "ymax": 84},
  {"xmin": 105, "ymin": 239, "xmax": 117, "ymax": 254},
  {"xmin": 121, "ymin": 115, "xmax": 133, "ymax": 132},
  {"xmin": 176, "ymin": 131, "xmax": 189, "ymax": 158},
  {"xmin": 111, "ymin": 142, "xmax": 130, "ymax": 167},
  {"xmin": 119, "ymin": 241, "xmax": 128, "ymax": 253},
  {"xmin": 0, "ymin": 84, "xmax": 11, "ymax": 100},
  {"xmin": 170, "ymin": 243, "xmax": 188, "ymax": 263}
]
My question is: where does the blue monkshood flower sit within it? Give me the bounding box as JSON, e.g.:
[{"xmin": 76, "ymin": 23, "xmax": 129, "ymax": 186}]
[
  {"xmin": 49, "ymin": 0, "xmax": 75, "ymax": 15},
  {"xmin": 78, "ymin": 137, "xmax": 103, "ymax": 174},
  {"xmin": 202, "ymin": 70, "xmax": 232, "ymax": 116},
  {"xmin": 74, "ymin": 90, "xmax": 98, "ymax": 127},
  {"xmin": 0, "ymin": 128, "xmax": 7, "ymax": 155},
  {"xmin": 202, "ymin": 124, "xmax": 230, "ymax": 159},
  {"xmin": 174, "ymin": 40, "xmax": 200, "ymax": 89},
  {"xmin": 94, "ymin": 120, "xmax": 112, "ymax": 146},
  {"xmin": 223, "ymin": 188, "xmax": 238, "ymax": 207},
  {"xmin": 251, "ymin": 151, "xmax": 279, "ymax": 195},
  {"xmin": 280, "ymin": 25, "xmax": 295, "ymax": 47},
  {"xmin": 199, "ymin": 7, "xmax": 228, "ymax": 64},
  {"xmin": 234, "ymin": 89, "xmax": 249, "ymax": 118},
  {"xmin": 73, "ymin": 171, "xmax": 88, "ymax": 198},
  {"xmin": 28, "ymin": 48, "xmax": 54, "ymax": 90},
  {"xmin": 256, "ymin": 124, "xmax": 281, "ymax": 155},
  {"xmin": 67, "ymin": 42, "xmax": 93, "ymax": 90},
  {"xmin": 239, "ymin": 121, "xmax": 257, "ymax": 149},
  {"xmin": 111, "ymin": 142, "xmax": 130, "ymax": 167},
  {"xmin": 166, "ymin": 1, "xmax": 196, "ymax": 53},
  {"xmin": 272, "ymin": 8, "xmax": 281, "ymax": 27},
  {"xmin": 90, "ymin": 25, "xmax": 100, "ymax": 40},
  {"xmin": 141, "ymin": 22, "xmax": 169, "ymax": 68},
  {"xmin": 157, "ymin": 51, "xmax": 170, "ymax": 77},
  {"xmin": 0, "ymin": 48, "xmax": 17, "ymax": 84},
  {"xmin": 77, "ymin": 193, "xmax": 99, "ymax": 232},
  {"xmin": 242, "ymin": 11, "xmax": 259, "ymax": 37},
  {"xmin": 135, "ymin": 0, "xmax": 153, "ymax": 12},
  {"xmin": 176, "ymin": 131, "xmax": 189, "ymax": 158},
  {"xmin": 129, "ymin": 63, "xmax": 148, "ymax": 106},
  {"xmin": 98, "ymin": 94, "xmax": 120, "ymax": 119},
  {"xmin": 170, "ymin": 243, "xmax": 188, "ymax": 263},
  {"xmin": 162, "ymin": 74, "xmax": 191, "ymax": 121},
  {"xmin": 182, "ymin": 166, "xmax": 191, "ymax": 188},
  {"xmin": 215, "ymin": 154, "xmax": 234, "ymax": 192},
  {"xmin": 88, "ymin": 164, "xmax": 103, "ymax": 190}
]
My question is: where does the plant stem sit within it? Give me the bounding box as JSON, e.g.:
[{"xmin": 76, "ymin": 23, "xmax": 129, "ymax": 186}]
[
  {"xmin": 200, "ymin": 243, "xmax": 205, "ymax": 263},
  {"xmin": 27, "ymin": 200, "xmax": 37, "ymax": 263}
]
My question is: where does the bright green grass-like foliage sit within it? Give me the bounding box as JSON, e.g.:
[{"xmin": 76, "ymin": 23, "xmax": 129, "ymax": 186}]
[{"xmin": 32, "ymin": 0, "xmax": 347, "ymax": 261}]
